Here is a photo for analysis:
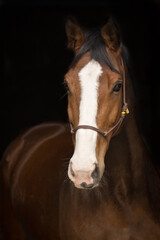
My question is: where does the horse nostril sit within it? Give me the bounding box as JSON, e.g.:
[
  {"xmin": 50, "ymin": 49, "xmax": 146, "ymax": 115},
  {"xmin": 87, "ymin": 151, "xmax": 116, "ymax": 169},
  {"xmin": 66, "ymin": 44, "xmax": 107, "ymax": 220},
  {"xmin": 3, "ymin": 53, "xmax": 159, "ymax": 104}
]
[
  {"xmin": 69, "ymin": 163, "xmax": 75, "ymax": 177},
  {"xmin": 91, "ymin": 165, "xmax": 100, "ymax": 180},
  {"xmin": 68, "ymin": 163, "xmax": 76, "ymax": 180},
  {"xmin": 71, "ymin": 168, "xmax": 75, "ymax": 177}
]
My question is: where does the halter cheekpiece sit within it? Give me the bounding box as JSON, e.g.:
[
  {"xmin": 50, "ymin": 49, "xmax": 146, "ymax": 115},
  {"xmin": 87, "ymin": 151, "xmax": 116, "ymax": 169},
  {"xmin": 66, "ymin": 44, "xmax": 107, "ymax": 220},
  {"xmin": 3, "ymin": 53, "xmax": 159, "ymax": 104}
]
[{"xmin": 70, "ymin": 59, "xmax": 129, "ymax": 139}]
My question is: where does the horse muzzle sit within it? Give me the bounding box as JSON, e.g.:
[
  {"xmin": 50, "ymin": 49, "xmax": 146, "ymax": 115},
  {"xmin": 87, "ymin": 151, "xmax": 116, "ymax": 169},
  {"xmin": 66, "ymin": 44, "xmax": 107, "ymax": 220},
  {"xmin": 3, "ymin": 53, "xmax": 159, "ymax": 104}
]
[{"xmin": 68, "ymin": 163, "xmax": 100, "ymax": 189}]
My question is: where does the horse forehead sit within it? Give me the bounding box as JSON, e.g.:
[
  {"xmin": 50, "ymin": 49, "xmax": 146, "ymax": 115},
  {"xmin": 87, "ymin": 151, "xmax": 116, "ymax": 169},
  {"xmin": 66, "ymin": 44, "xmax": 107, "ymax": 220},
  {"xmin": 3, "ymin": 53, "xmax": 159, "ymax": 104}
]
[
  {"xmin": 77, "ymin": 59, "xmax": 118, "ymax": 87},
  {"xmin": 78, "ymin": 60, "xmax": 103, "ymax": 87},
  {"xmin": 78, "ymin": 59, "xmax": 102, "ymax": 77}
]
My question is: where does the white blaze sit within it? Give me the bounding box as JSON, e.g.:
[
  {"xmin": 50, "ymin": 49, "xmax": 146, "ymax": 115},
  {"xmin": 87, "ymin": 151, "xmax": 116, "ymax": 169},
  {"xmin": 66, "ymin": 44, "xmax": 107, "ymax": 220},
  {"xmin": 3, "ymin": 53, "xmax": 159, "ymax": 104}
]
[{"xmin": 70, "ymin": 60, "xmax": 102, "ymax": 171}]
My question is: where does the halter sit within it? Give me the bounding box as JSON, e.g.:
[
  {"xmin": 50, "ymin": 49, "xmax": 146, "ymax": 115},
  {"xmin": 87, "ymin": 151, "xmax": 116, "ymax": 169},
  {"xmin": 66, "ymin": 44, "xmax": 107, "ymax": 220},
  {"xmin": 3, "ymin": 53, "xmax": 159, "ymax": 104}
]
[{"xmin": 70, "ymin": 59, "xmax": 129, "ymax": 139}]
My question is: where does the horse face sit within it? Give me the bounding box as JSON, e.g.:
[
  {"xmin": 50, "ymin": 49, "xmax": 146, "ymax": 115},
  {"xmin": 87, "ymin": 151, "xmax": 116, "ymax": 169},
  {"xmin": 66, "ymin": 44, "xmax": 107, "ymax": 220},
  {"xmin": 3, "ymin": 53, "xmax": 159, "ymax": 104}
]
[{"xmin": 65, "ymin": 18, "xmax": 123, "ymax": 189}]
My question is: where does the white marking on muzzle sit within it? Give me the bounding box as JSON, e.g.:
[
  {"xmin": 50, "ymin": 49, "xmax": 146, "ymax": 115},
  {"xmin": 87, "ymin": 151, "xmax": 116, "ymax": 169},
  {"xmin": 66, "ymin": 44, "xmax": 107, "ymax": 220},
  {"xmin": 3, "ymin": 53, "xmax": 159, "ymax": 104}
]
[{"xmin": 70, "ymin": 60, "xmax": 102, "ymax": 171}]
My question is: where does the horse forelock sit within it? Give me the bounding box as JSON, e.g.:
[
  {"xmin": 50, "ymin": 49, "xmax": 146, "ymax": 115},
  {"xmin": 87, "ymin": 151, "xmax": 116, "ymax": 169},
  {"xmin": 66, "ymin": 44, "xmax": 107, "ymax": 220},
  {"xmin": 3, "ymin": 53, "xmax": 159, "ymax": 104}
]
[{"xmin": 70, "ymin": 29, "xmax": 119, "ymax": 74}]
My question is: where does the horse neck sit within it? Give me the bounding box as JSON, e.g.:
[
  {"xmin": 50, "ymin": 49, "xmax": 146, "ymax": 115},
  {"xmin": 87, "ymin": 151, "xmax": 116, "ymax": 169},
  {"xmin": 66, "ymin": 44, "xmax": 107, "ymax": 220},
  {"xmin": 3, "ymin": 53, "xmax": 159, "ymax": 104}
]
[
  {"xmin": 106, "ymin": 78, "xmax": 160, "ymax": 207},
  {"xmin": 107, "ymin": 115, "xmax": 145, "ymax": 190}
]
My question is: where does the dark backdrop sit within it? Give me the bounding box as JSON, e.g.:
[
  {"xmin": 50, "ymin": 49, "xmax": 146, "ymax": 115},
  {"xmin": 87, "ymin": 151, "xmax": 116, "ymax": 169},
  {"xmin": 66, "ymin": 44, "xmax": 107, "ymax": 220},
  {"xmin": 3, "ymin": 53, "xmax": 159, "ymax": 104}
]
[{"xmin": 1, "ymin": 0, "xmax": 160, "ymax": 165}]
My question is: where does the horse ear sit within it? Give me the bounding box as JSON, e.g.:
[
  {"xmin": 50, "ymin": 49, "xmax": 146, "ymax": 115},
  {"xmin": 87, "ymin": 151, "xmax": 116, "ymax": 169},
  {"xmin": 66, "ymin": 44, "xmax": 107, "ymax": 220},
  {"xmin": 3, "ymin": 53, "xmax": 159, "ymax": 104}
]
[
  {"xmin": 65, "ymin": 17, "xmax": 84, "ymax": 53},
  {"xmin": 101, "ymin": 19, "xmax": 121, "ymax": 52}
]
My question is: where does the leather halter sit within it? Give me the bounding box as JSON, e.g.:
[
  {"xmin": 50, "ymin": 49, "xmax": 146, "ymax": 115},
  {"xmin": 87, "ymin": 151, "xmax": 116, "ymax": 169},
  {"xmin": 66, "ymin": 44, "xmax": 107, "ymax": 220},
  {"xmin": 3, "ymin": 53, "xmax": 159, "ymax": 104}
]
[{"xmin": 70, "ymin": 59, "xmax": 129, "ymax": 139}]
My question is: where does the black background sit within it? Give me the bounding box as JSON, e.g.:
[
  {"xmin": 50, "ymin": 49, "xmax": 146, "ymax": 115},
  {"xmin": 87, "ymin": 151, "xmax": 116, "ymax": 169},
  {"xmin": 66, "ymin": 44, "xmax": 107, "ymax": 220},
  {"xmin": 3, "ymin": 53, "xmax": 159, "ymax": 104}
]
[{"xmin": 1, "ymin": 0, "xmax": 160, "ymax": 165}]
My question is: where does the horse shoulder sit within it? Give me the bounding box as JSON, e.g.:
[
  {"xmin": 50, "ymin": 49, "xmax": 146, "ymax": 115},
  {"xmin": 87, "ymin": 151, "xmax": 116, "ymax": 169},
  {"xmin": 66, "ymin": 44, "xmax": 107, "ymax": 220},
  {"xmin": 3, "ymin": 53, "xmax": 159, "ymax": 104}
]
[{"xmin": 0, "ymin": 122, "xmax": 73, "ymax": 240}]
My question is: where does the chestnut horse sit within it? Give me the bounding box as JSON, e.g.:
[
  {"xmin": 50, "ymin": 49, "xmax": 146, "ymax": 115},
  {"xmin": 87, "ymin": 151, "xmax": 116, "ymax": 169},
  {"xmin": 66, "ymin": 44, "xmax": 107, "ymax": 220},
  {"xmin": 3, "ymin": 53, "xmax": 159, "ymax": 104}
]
[{"xmin": 1, "ymin": 18, "xmax": 160, "ymax": 240}]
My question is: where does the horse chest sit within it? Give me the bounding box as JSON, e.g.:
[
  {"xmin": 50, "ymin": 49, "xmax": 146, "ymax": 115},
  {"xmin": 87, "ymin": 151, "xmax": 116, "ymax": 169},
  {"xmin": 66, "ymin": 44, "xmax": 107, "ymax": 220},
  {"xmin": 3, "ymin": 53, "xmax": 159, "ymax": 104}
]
[
  {"xmin": 59, "ymin": 188, "xmax": 160, "ymax": 240},
  {"xmin": 59, "ymin": 189, "xmax": 132, "ymax": 240},
  {"xmin": 60, "ymin": 208, "xmax": 132, "ymax": 240}
]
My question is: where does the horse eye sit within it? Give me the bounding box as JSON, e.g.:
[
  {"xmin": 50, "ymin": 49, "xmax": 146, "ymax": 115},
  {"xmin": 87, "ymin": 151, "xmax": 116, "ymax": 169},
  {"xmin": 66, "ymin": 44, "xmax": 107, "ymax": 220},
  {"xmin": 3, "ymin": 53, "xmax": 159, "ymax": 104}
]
[{"xmin": 113, "ymin": 82, "xmax": 122, "ymax": 92}]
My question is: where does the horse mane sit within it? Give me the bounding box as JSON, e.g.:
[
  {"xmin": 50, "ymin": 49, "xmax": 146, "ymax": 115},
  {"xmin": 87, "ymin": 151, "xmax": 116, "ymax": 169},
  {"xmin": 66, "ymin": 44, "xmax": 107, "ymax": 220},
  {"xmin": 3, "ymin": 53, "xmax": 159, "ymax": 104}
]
[{"xmin": 70, "ymin": 27, "xmax": 125, "ymax": 74}]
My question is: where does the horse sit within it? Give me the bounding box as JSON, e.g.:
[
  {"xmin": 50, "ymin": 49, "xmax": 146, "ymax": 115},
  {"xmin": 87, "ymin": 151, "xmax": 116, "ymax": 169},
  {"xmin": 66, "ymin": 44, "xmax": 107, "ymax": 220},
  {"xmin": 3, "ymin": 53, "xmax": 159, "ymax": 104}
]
[{"xmin": 1, "ymin": 17, "xmax": 160, "ymax": 240}]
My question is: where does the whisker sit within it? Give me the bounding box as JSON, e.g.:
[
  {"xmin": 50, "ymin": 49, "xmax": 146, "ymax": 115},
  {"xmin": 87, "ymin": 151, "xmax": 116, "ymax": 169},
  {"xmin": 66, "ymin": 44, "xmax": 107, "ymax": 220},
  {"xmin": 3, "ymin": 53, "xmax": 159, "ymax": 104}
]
[
  {"xmin": 58, "ymin": 91, "xmax": 68, "ymax": 101},
  {"xmin": 63, "ymin": 174, "xmax": 70, "ymax": 183}
]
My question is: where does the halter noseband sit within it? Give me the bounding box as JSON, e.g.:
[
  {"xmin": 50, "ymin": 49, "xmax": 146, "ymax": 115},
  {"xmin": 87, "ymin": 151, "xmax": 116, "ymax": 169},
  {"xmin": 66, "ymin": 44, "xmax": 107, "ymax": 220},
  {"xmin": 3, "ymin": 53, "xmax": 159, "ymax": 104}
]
[{"xmin": 70, "ymin": 59, "xmax": 129, "ymax": 139}]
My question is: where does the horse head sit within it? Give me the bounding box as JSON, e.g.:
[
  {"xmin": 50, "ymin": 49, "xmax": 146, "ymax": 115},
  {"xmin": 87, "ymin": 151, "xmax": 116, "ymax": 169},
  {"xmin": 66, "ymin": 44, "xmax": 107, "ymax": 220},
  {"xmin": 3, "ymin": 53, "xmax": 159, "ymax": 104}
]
[{"xmin": 65, "ymin": 18, "xmax": 129, "ymax": 189}]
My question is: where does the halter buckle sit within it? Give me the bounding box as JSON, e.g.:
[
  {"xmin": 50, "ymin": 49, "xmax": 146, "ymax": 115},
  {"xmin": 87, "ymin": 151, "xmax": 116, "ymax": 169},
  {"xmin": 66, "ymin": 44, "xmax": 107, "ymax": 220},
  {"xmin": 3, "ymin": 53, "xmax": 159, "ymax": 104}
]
[{"xmin": 121, "ymin": 108, "xmax": 129, "ymax": 115}]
